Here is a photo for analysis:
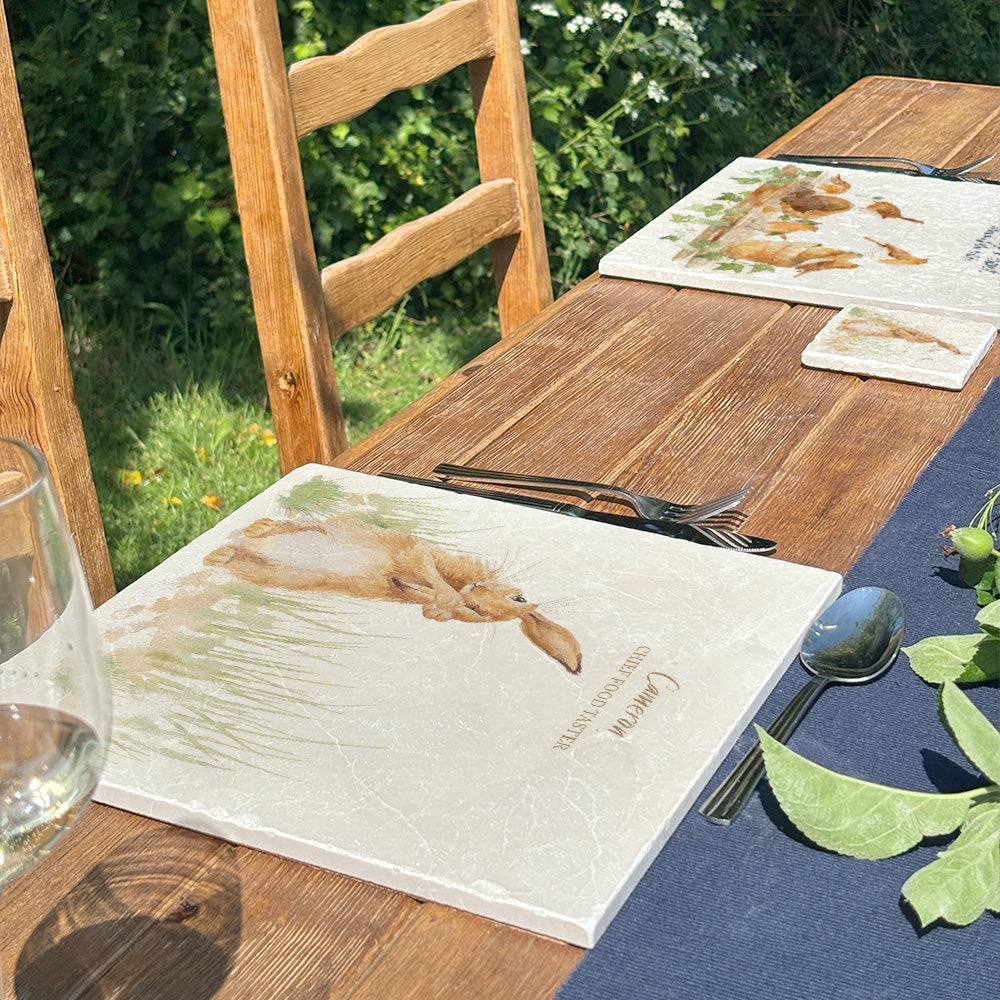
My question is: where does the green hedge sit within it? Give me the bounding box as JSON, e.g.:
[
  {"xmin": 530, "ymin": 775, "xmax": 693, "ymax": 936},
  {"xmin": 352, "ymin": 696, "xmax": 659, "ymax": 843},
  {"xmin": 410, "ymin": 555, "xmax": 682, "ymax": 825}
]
[{"xmin": 7, "ymin": 0, "xmax": 998, "ymax": 344}]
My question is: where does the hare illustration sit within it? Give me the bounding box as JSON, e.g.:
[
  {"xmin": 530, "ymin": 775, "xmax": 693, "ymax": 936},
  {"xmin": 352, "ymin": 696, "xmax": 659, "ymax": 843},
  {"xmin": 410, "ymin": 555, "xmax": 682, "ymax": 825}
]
[{"xmin": 204, "ymin": 516, "xmax": 582, "ymax": 674}]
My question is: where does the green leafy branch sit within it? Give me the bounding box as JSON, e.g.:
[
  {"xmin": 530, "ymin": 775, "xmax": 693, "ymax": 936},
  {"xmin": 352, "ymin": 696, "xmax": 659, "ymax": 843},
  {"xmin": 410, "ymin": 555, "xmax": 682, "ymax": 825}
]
[
  {"xmin": 759, "ymin": 672, "xmax": 1000, "ymax": 929},
  {"xmin": 760, "ymin": 578, "xmax": 1000, "ymax": 930},
  {"xmin": 945, "ymin": 485, "xmax": 1000, "ymax": 606},
  {"xmin": 906, "ymin": 601, "xmax": 1000, "ymax": 685}
]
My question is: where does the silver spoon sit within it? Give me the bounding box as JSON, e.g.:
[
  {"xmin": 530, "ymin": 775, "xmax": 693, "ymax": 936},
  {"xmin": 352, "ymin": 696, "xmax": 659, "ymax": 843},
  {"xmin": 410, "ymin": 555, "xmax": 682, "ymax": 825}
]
[{"xmin": 699, "ymin": 586, "xmax": 905, "ymax": 825}]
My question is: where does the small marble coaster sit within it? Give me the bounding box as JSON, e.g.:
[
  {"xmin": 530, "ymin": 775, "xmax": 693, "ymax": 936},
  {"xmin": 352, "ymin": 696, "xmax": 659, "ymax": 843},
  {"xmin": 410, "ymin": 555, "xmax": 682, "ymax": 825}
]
[{"xmin": 801, "ymin": 305, "xmax": 997, "ymax": 389}]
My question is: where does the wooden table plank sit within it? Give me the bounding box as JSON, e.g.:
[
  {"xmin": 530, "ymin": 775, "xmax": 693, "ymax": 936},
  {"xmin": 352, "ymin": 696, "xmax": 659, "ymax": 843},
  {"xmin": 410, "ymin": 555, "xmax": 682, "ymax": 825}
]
[
  {"xmin": 214, "ymin": 850, "xmax": 418, "ymax": 1000},
  {"xmin": 841, "ymin": 79, "xmax": 1000, "ymax": 163},
  {"xmin": 343, "ymin": 276, "xmax": 676, "ymax": 472},
  {"xmin": 759, "ymin": 75, "xmax": 1000, "ymax": 165},
  {"xmin": 342, "ymin": 905, "xmax": 580, "ymax": 1000},
  {"xmin": 458, "ymin": 290, "xmax": 790, "ymax": 481},
  {"xmin": 760, "ymin": 75, "xmax": 932, "ymax": 156},
  {"xmin": 749, "ymin": 340, "xmax": 1000, "ymax": 573},
  {"xmin": 614, "ymin": 302, "xmax": 855, "ymax": 495}
]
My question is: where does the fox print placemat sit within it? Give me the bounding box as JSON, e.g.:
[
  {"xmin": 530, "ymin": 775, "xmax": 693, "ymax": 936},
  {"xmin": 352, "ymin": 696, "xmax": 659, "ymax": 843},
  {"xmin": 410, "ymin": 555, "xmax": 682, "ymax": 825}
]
[
  {"xmin": 599, "ymin": 157, "xmax": 999, "ymax": 326},
  {"xmin": 95, "ymin": 467, "xmax": 841, "ymax": 946}
]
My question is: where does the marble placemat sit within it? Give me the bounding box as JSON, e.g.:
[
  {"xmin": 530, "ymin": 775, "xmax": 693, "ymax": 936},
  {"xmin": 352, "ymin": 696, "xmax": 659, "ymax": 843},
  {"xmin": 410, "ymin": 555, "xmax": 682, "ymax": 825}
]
[
  {"xmin": 92, "ymin": 468, "xmax": 840, "ymax": 946},
  {"xmin": 599, "ymin": 157, "xmax": 1000, "ymax": 325}
]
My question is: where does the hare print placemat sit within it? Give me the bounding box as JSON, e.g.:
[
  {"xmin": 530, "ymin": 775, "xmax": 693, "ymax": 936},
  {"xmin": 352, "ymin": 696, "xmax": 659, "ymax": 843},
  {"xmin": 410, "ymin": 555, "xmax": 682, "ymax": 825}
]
[
  {"xmin": 94, "ymin": 466, "xmax": 841, "ymax": 946},
  {"xmin": 599, "ymin": 157, "xmax": 999, "ymax": 326}
]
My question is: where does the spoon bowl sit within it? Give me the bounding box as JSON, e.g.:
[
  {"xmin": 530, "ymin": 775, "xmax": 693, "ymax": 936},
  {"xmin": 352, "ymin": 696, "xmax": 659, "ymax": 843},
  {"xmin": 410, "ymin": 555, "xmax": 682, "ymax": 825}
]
[
  {"xmin": 699, "ymin": 586, "xmax": 904, "ymax": 825},
  {"xmin": 800, "ymin": 586, "xmax": 905, "ymax": 681}
]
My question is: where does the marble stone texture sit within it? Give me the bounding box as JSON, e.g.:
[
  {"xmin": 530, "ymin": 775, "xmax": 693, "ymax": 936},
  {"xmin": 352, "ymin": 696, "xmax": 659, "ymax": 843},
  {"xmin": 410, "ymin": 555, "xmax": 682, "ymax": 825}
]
[
  {"xmin": 801, "ymin": 305, "xmax": 997, "ymax": 389},
  {"xmin": 599, "ymin": 157, "xmax": 1000, "ymax": 325},
  {"xmin": 94, "ymin": 467, "xmax": 842, "ymax": 946}
]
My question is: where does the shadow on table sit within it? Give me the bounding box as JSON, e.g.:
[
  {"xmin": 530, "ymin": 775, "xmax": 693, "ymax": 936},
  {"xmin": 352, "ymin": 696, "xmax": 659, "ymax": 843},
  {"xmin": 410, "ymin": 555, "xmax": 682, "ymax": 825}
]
[{"xmin": 14, "ymin": 827, "xmax": 242, "ymax": 999}]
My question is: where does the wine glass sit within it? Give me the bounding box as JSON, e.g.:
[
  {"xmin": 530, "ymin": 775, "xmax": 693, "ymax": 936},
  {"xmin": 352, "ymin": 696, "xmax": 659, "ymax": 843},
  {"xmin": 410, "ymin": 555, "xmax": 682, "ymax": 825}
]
[{"xmin": 0, "ymin": 437, "xmax": 111, "ymax": 905}]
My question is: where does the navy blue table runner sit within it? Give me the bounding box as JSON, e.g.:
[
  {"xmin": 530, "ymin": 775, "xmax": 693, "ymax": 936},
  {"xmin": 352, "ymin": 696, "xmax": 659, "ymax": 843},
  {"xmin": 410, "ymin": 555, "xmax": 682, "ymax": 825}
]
[{"xmin": 557, "ymin": 379, "xmax": 998, "ymax": 1000}]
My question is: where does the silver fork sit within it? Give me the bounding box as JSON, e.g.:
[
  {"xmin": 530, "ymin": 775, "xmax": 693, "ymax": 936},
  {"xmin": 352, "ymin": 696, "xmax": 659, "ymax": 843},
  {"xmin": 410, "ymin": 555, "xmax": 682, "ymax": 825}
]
[
  {"xmin": 386, "ymin": 474, "xmax": 748, "ymax": 531},
  {"xmin": 432, "ymin": 463, "xmax": 750, "ymax": 526},
  {"xmin": 688, "ymin": 522, "xmax": 776, "ymax": 555},
  {"xmin": 381, "ymin": 474, "xmax": 774, "ymax": 553},
  {"xmin": 773, "ymin": 151, "xmax": 995, "ymax": 181}
]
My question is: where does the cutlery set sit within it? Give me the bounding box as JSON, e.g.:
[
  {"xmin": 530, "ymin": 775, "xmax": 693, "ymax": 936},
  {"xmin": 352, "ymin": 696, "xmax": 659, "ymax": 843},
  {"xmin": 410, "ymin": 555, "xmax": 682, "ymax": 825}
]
[
  {"xmin": 380, "ymin": 464, "xmax": 776, "ymax": 555},
  {"xmin": 773, "ymin": 151, "xmax": 995, "ymax": 181}
]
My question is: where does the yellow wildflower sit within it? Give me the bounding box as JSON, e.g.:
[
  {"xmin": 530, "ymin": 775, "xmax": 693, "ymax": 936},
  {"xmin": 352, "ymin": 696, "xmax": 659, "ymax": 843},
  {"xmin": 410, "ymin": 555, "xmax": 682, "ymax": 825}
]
[{"xmin": 116, "ymin": 469, "xmax": 142, "ymax": 488}]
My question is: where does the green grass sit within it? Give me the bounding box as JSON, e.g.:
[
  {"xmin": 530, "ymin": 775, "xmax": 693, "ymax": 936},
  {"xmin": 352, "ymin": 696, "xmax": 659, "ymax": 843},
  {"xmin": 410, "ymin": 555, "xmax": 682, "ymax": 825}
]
[{"xmin": 68, "ymin": 297, "xmax": 499, "ymax": 591}]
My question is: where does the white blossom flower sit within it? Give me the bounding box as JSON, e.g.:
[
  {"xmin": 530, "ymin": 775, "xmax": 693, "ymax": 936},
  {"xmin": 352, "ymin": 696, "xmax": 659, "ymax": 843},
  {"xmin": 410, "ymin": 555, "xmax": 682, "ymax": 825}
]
[
  {"xmin": 656, "ymin": 8, "xmax": 696, "ymax": 36},
  {"xmin": 566, "ymin": 14, "xmax": 595, "ymax": 33},
  {"xmin": 630, "ymin": 70, "xmax": 645, "ymax": 85},
  {"xmin": 713, "ymin": 96, "xmax": 740, "ymax": 116},
  {"xmin": 599, "ymin": 2, "xmax": 628, "ymax": 23},
  {"xmin": 647, "ymin": 79, "xmax": 668, "ymax": 104},
  {"xmin": 530, "ymin": 2, "xmax": 560, "ymax": 17},
  {"xmin": 520, "ymin": 37, "xmax": 531, "ymax": 55}
]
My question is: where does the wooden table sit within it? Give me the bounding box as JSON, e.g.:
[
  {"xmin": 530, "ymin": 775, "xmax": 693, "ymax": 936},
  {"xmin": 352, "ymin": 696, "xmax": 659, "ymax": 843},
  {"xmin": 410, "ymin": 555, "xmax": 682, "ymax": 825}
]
[{"xmin": 2, "ymin": 76, "xmax": 998, "ymax": 999}]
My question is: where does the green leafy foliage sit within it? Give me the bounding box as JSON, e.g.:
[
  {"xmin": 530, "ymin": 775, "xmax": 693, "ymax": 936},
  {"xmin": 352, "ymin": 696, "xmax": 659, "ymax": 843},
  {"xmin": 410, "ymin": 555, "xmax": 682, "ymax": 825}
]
[
  {"xmin": 761, "ymin": 481, "xmax": 1000, "ymax": 930},
  {"xmin": 905, "ymin": 633, "xmax": 1000, "ymax": 685},
  {"xmin": 901, "ymin": 800, "xmax": 1000, "ymax": 929},
  {"xmin": 904, "ymin": 600, "xmax": 1000, "ymax": 685},
  {"xmin": 758, "ymin": 728, "xmax": 976, "ymax": 861},
  {"xmin": 938, "ymin": 679, "xmax": 1000, "ymax": 785},
  {"xmin": 951, "ymin": 486, "xmax": 1000, "ymax": 605},
  {"xmin": 9, "ymin": 0, "xmax": 995, "ymax": 345},
  {"xmin": 759, "ymin": 679, "xmax": 1000, "ymax": 928},
  {"xmin": 762, "ymin": 513, "xmax": 1000, "ymax": 935}
]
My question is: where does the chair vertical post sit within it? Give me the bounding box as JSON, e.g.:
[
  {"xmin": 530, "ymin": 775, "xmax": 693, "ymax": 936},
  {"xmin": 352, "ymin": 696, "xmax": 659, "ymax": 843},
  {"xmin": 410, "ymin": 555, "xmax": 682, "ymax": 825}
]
[
  {"xmin": 469, "ymin": 0, "xmax": 553, "ymax": 335},
  {"xmin": 207, "ymin": 0, "xmax": 348, "ymax": 472},
  {"xmin": 0, "ymin": 1, "xmax": 115, "ymax": 605}
]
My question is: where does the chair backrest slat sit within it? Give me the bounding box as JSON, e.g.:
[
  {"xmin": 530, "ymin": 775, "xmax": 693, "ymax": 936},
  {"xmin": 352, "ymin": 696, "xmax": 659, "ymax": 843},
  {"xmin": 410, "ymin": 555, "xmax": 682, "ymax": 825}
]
[
  {"xmin": 467, "ymin": 0, "xmax": 551, "ymax": 333},
  {"xmin": 321, "ymin": 178, "xmax": 520, "ymax": 339},
  {"xmin": 289, "ymin": 0, "xmax": 493, "ymax": 136}
]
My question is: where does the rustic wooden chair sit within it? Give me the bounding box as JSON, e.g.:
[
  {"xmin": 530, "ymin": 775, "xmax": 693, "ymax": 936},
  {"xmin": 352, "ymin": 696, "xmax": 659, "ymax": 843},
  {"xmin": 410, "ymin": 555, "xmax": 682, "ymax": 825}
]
[
  {"xmin": 0, "ymin": 1, "xmax": 115, "ymax": 605},
  {"xmin": 207, "ymin": 0, "xmax": 553, "ymax": 472}
]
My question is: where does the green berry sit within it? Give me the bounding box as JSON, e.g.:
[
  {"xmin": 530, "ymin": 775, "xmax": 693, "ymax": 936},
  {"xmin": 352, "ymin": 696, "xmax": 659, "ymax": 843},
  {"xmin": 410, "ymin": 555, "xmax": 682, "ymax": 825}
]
[{"xmin": 950, "ymin": 526, "xmax": 998, "ymax": 562}]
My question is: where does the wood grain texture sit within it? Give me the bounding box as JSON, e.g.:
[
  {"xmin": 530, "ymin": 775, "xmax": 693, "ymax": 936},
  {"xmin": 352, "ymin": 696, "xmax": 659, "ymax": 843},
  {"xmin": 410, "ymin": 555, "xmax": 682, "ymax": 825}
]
[
  {"xmin": 0, "ymin": 242, "xmax": 11, "ymax": 304},
  {"xmin": 207, "ymin": 0, "xmax": 348, "ymax": 471},
  {"xmin": 341, "ymin": 905, "xmax": 580, "ymax": 1000},
  {"xmin": 759, "ymin": 76, "xmax": 1000, "ymax": 169},
  {"xmin": 336, "ymin": 275, "xmax": 675, "ymax": 472},
  {"xmin": 469, "ymin": 0, "xmax": 553, "ymax": 332},
  {"xmin": 288, "ymin": 0, "xmax": 492, "ymax": 136},
  {"xmin": 321, "ymin": 179, "xmax": 521, "ymax": 340},
  {"xmin": 0, "ymin": 0, "xmax": 114, "ymax": 605},
  {"xmin": 3, "ymin": 77, "xmax": 997, "ymax": 1000},
  {"xmin": 1, "ymin": 802, "xmax": 419, "ymax": 1000}
]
